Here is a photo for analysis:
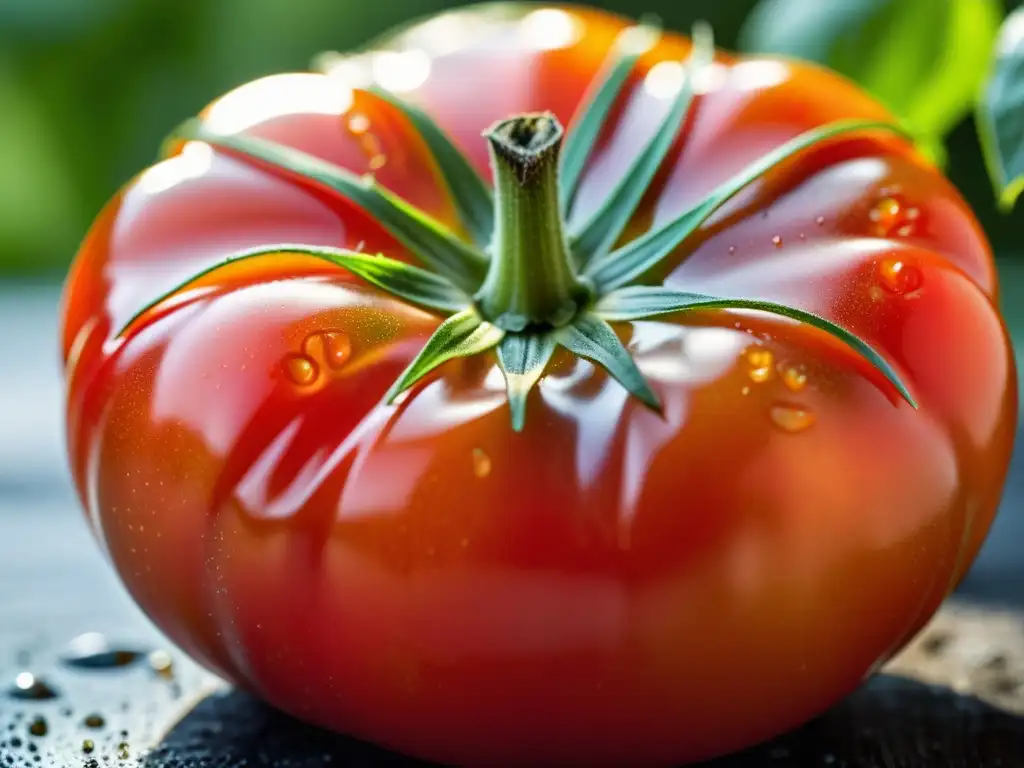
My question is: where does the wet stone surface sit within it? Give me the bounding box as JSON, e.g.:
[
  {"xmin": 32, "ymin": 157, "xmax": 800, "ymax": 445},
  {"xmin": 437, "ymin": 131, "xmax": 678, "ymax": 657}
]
[{"xmin": 5, "ymin": 283, "xmax": 1024, "ymax": 766}]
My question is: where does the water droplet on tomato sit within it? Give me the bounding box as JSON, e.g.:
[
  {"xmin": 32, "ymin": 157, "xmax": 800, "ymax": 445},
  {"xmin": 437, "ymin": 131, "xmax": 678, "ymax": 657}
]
[
  {"xmin": 148, "ymin": 651, "xmax": 174, "ymax": 679},
  {"xmin": 746, "ymin": 347, "xmax": 774, "ymax": 383},
  {"xmin": 7, "ymin": 674, "xmax": 58, "ymax": 701},
  {"xmin": 82, "ymin": 739, "xmax": 95, "ymax": 754},
  {"xmin": 346, "ymin": 113, "xmax": 370, "ymax": 135},
  {"xmin": 798, "ymin": 232, "xmax": 806, "ymax": 240},
  {"xmin": 741, "ymin": 386, "xmax": 751, "ymax": 396},
  {"xmin": 878, "ymin": 259, "xmax": 922, "ymax": 295},
  {"xmin": 770, "ymin": 404, "xmax": 816, "ymax": 433},
  {"xmin": 284, "ymin": 355, "xmax": 319, "ymax": 387},
  {"xmin": 870, "ymin": 195, "xmax": 921, "ymax": 237},
  {"xmin": 781, "ymin": 366, "xmax": 807, "ymax": 392},
  {"xmin": 61, "ymin": 633, "xmax": 144, "ymax": 670},
  {"xmin": 368, "ymin": 153, "xmax": 388, "ymax": 170},
  {"xmin": 27, "ymin": 717, "xmax": 47, "ymax": 737},
  {"xmin": 305, "ymin": 331, "xmax": 351, "ymax": 370},
  {"xmin": 728, "ymin": 246, "xmax": 737, "ymax": 255},
  {"xmin": 815, "ymin": 215, "xmax": 826, "ymax": 226},
  {"xmin": 83, "ymin": 714, "xmax": 105, "ymax": 729},
  {"xmin": 472, "ymin": 448, "xmax": 492, "ymax": 478},
  {"xmin": 870, "ymin": 196, "xmax": 901, "ymax": 225},
  {"xmin": 771, "ymin": 235, "xmax": 782, "ymax": 248}
]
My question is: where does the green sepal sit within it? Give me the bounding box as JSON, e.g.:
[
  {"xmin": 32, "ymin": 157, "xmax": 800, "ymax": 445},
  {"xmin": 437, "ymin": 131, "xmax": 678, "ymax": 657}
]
[
  {"xmin": 496, "ymin": 333, "xmax": 557, "ymax": 431},
  {"xmin": 559, "ymin": 21, "xmax": 661, "ymax": 215},
  {"xmin": 368, "ymin": 86, "xmax": 496, "ymax": 244},
  {"xmin": 385, "ymin": 309, "xmax": 504, "ymax": 403},
  {"xmin": 977, "ymin": 7, "xmax": 1024, "ymax": 212},
  {"xmin": 595, "ymin": 285, "xmax": 917, "ymax": 407},
  {"xmin": 557, "ymin": 313, "xmax": 661, "ymax": 412},
  {"xmin": 569, "ymin": 22, "xmax": 714, "ymax": 265},
  {"xmin": 169, "ymin": 118, "xmax": 489, "ymax": 292},
  {"xmin": 586, "ymin": 119, "xmax": 913, "ymax": 291},
  {"xmin": 115, "ymin": 244, "xmax": 471, "ymax": 338}
]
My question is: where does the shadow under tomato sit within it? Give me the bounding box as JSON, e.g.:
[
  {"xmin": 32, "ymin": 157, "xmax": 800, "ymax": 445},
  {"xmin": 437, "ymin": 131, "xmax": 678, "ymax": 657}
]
[{"xmin": 142, "ymin": 675, "xmax": 1024, "ymax": 767}]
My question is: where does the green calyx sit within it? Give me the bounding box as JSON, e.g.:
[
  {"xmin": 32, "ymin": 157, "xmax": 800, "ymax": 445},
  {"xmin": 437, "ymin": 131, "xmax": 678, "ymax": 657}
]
[{"xmin": 128, "ymin": 22, "xmax": 919, "ymax": 431}]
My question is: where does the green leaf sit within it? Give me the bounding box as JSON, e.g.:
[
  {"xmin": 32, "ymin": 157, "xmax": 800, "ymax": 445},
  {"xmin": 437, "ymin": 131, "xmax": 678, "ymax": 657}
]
[
  {"xmin": 116, "ymin": 244, "xmax": 471, "ymax": 337},
  {"xmin": 385, "ymin": 309, "xmax": 504, "ymax": 403},
  {"xmin": 595, "ymin": 285, "xmax": 916, "ymax": 408},
  {"xmin": 978, "ymin": 8, "xmax": 1024, "ymax": 212},
  {"xmin": 496, "ymin": 333, "xmax": 557, "ymax": 431},
  {"xmin": 368, "ymin": 85, "xmax": 495, "ymax": 246},
  {"xmin": 170, "ymin": 118, "xmax": 489, "ymax": 292},
  {"xmin": 738, "ymin": 0, "xmax": 1001, "ymax": 148},
  {"xmin": 559, "ymin": 22, "xmax": 661, "ymax": 215},
  {"xmin": 569, "ymin": 22, "xmax": 714, "ymax": 265},
  {"xmin": 585, "ymin": 119, "xmax": 910, "ymax": 292},
  {"xmin": 558, "ymin": 313, "xmax": 661, "ymax": 411}
]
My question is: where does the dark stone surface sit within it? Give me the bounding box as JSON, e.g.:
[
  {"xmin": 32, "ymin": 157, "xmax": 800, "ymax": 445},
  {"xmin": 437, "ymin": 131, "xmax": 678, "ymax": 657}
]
[{"xmin": 4, "ymin": 283, "xmax": 1024, "ymax": 766}]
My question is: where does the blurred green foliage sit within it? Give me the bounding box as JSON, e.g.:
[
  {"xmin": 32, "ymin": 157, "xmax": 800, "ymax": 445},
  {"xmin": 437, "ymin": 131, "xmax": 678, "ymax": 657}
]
[{"xmin": 0, "ymin": 0, "xmax": 1018, "ymax": 277}]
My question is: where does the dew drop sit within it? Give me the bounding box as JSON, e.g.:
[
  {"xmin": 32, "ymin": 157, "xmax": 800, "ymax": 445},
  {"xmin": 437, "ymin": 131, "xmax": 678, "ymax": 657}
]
[
  {"xmin": 346, "ymin": 113, "xmax": 370, "ymax": 135},
  {"xmin": 27, "ymin": 717, "xmax": 47, "ymax": 737},
  {"xmin": 815, "ymin": 215, "xmax": 826, "ymax": 226},
  {"xmin": 82, "ymin": 714, "xmax": 105, "ymax": 730},
  {"xmin": 61, "ymin": 633, "xmax": 144, "ymax": 670},
  {"xmin": 148, "ymin": 651, "xmax": 174, "ymax": 680},
  {"xmin": 322, "ymin": 332, "xmax": 352, "ymax": 369},
  {"xmin": 284, "ymin": 355, "xmax": 319, "ymax": 386},
  {"xmin": 746, "ymin": 347, "xmax": 774, "ymax": 383},
  {"xmin": 771, "ymin": 235, "xmax": 782, "ymax": 248},
  {"xmin": 878, "ymin": 258, "xmax": 923, "ymax": 295},
  {"xmin": 117, "ymin": 742, "xmax": 130, "ymax": 760},
  {"xmin": 728, "ymin": 246, "xmax": 737, "ymax": 255},
  {"xmin": 770, "ymin": 404, "xmax": 816, "ymax": 433},
  {"xmin": 741, "ymin": 386, "xmax": 751, "ymax": 396},
  {"xmin": 781, "ymin": 366, "xmax": 807, "ymax": 392},
  {"xmin": 82, "ymin": 740, "xmax": 95, "ymax": 755},
  {"xmin": 870, "ymin": 195, "xmax": 920, "ymax": 237},
  {"xmin": 7, "ymin": 674, "xmax": 58, "ymax": 701},
  {"xmin": 870, "ymin": 196, "xmax": 901, "ymax": 227},
  {"xmin": 472, "ymin": 448, "xmax": 492, "ymax": 478}
]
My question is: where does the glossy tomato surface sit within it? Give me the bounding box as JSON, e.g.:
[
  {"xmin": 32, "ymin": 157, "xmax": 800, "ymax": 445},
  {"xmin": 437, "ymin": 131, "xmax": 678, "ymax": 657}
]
[{"xmin": 60, "ymin": 4, "xmax": 1016, "ymax": 766}]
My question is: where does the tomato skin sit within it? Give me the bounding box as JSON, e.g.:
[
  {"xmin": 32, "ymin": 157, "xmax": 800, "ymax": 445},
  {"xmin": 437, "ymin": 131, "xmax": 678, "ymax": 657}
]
[{"xmin": 60, "ymin": 4, "xmax": 1015, "ymax": 766}]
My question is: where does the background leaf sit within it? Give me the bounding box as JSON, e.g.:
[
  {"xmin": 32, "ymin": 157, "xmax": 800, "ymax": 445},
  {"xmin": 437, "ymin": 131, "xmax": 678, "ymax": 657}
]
[
  {"xmin": 979, "ymin": 7, "xmax": 1024, "ymax": 210},
  {"xmin": 739, "ymin": 0, "xmax": 1002, "ymax": 160}
]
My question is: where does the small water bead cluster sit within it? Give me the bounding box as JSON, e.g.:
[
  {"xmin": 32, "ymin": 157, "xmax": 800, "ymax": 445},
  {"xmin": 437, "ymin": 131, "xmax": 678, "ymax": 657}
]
[
  {"xmin": 742, "ymin": 346, "xmax": 816, "ymax": 434},
  {"xmin": 284, "ymin": 330, "xmax": 353, "ymax": 387}
]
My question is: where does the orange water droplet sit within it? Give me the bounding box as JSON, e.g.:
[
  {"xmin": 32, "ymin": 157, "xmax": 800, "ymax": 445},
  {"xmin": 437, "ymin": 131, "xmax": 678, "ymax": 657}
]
[
  {"xmin": 868, "ymin": 285, "xmax": 885, "ymax": 302},
  {"xmin": 368, "ymin": 154, "xmax": 388, "ymax": 170},
  {"xmin": 771, "ymin": 235, "xmax": 782, "ymax": 248},
  {"xmin": 781, "ymin": 366, "xmax": 807, "ymax": 392},
  {"xmin": 770, "ymin": 404, "xmax": 816, "ymax": 433},
  {"xmin": 878, "ymin": 259, "xmax": 923, "ymax": 295},
  {"xmin": 472, "ymin": 448, "xmax": 492, "ymax": 478},
  {"xmin": 347, "ymin": 113, "xmax": 370, "ymax": 135},
  {"xmin": 324, "ymin": 332, "xmax": 352, "ymax": 368},
  {"xmin": 284, "ymin": 355, "xmax": 318, "ymax": 386},
  {"xmin": 741, "ymin": 386, "xmax": 751, "ymax": 396},
  {"xmin": 870, "ymin": 196, "xmax": 901, "ymax": 225},
  {"xmin": 746, "ymin": 347, "xmax": 774, "ymax": 383}
]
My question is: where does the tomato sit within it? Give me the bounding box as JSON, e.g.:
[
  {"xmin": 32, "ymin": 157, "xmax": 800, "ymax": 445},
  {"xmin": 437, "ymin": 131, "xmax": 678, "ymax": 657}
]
[{"xmin": 60, "ymin": 4, "xmax": 1016, "ymax": 766}]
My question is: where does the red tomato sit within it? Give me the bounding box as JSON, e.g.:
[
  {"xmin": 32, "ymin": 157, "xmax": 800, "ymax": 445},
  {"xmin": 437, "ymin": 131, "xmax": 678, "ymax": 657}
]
[{"xmin": 60, "ymin": 4, "xmax": 1015, "ymax": 766}]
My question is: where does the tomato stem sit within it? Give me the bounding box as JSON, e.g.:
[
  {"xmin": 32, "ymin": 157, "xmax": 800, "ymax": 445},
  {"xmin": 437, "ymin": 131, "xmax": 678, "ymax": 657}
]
[{"xmin": 475, "ymin": 113, "xmax": 593, "ymax": 331}]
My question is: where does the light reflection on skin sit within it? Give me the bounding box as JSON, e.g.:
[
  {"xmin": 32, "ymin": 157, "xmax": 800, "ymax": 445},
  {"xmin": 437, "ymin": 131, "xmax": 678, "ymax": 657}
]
[{"xmin": 203, "ymin": 73, "xmax": 354, "ymax": 135}]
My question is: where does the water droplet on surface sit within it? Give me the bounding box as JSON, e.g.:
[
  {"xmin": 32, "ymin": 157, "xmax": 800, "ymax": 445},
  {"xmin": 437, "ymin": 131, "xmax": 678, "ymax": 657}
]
[
  {"xmin": 746, "ymin": 348, "xmax": 774, "ymax": 383},
  {"xmin": 870, "ymin": 195, "xmax": 920, "ymax": 237},
  {"xmin": 61, "ymin": 633, "xmax": 144, "ymax": 670},
  {"xmin": 770, "ymin": 404, "xmax": 816, "ymax": 433},
  {"xmin": 728, "ymin": 246, "xmax": 737, "ymax": 255},
  {"xmin": 7, "ymin": 674, "xmax": 58, "ymax": 701},
  {"xmin": 82, "ymin": 739, "xmax": 95, "ymax": 754},
  {"xmin": 284, "ymin": 355, "xmax": 319, "ymax": 386},
  {"xmin": 82, "ymin": 714, "xmax": 105, "ymax": 729},
  {"xmin": 878, "ymin": 258, "xmax": 923, "ymax": 295},
  {"xmin": 781, "ymin": 366, "xmax": 807, "ymax": 392},
  {"xmin": 346, "ymin": 113, "xmax": 370, "ymax": 135},
  {"xmin": 27, "ymin": 717, "xmax": 46, "ymax": 737},
  {"xmin": 870, "ymin": 196, "xmax": 901, "ymax": 226},
  {"xmin": 815, "ymin": 215, "xmax": 826, "ymax": 226},
  {"xmin": 148, "ymin": 650, "xmax": 174, "ymax": 679},
  {"xmin": 117, "ymin": 742, "xmax": 130, "ymax": 760},
  {"xmin": 368, "ymin": 153, "xmax": 388, "ymax": 170},
  {"xmin": 771, "ymin": 235, "xmax": 782, "ymax": 248},
  {"xmin": 741, "ymin": 386, "xmax": 751, "ymax": 396},
  {"xmin": 321, "ymin": 332, "xmax": 352, "ymax": 369},
  {"xmin": 472, "ymin": 448, "xmax": 492, "ymax": 478}
]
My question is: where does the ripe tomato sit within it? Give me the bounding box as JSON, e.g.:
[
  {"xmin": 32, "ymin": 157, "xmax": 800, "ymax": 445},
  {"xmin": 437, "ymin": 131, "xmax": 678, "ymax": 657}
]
[{"xmin": 60, "ymin": 4, "xmax": 1015, "ymax": 766}]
